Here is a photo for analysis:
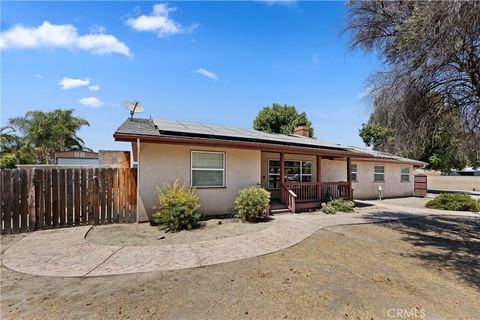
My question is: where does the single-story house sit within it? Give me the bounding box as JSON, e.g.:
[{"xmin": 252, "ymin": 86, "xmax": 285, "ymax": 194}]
[{"xmin": 114, "ymin": 118, "xmax": 426, "ymax": 221}]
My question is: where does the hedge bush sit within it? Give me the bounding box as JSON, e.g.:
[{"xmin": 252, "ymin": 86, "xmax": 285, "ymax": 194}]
[
  {"xmin": 234, "ymin": 186, "xmax": 270, "ymax": 222},
  {"xmin": 152, "ymin": 180, "xmax": 201, "ymax": 232},
  {"xmin": 321, "ymin": 198, "xmax": 355, "ymax": 214},
  {"xmin": 426, "ymin": 193, "xmax": 480, "ymax": 212}
]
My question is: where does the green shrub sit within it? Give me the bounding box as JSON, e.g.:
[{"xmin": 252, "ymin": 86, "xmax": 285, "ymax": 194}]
[
  {"xmin": 234, "ymin": 186, "xmax": 270, "ymax": 222},
  {"xmin": 152, "ymin": 180, "xmax": 201, "ymax": 232},
  {"xmin": 0, "ymin": 153, "xmax": 17, "ymax": 169},
  {"xmin": 321, "ymin": 203, "xmax": 337, "ymax": 214},
  {"xmin": 321, "ymin": 199, "xmax": 355, "ymax": 214},
  {"xmin": 426, "ymin": 193, "xmax": 480, "ymax": 212}
]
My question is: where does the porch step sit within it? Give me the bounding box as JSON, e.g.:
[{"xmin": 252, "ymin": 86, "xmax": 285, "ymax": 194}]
[{"xmin": 270, "ymin": 207, "xmax": 292, "ymax": 215}]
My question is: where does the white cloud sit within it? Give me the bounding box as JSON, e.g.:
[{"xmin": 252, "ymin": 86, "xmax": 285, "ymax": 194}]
[
  {"xmin": 34, "ymin": 73, "xmax": 43, "ymax": 79},
  {"xmin": 59, "ymin": 77, "xmax": 90, "ymax": 90},
  {"xmin": 127, "ymin": 3, "xmax": 198, "ymax": 37},
  {"xmin": 89, "ymin": 24, "xmax": 106, "ymax": 34},
  {"xmin": 88, "ymin": 84, "xmax": 100, "ymax": 91},
  {"xmin": 0, "ymin": 21, "xmax": 131, "ymax": 57},
  {"xmin": 79, "ymin": 96, "xmax": 104, "ymax": 107},
  {"xmin": 194, "ymin": 68, "xmax": 218, "ymax": 81}
]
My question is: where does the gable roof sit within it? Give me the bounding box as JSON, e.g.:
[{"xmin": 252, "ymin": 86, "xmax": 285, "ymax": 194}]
[
  {"xmin": 114, "ymin": 118, "xmax": 427, "ymax": 166},
  {"xmin": 116, "ymin": 118, "xmax": 353, "ymax": 151}
]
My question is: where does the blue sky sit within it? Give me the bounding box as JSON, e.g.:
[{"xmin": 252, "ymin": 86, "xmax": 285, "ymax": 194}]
[{"xmin": 1, "ymin": 1, "xmax": 380, "ymax": 152}]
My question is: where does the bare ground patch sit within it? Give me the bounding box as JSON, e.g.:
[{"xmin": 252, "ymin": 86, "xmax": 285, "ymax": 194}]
[
  {"xmin": 1, "ymin": 215, "xmax": 479, "ymax": 319},
  {"xmin": 86, "ymin": 218, "xmax": 274, "ymax": 246},
  {"xmin": 370, "ymin": 196, "xmax": 433, "ymax": 209}
]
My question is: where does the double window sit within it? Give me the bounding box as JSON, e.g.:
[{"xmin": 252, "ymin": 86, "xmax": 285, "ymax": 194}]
[
  {"xmin": 268, "ymin": 160, "xmax": 312, "ymax": 189},
  {"xmin": 374, "ymin": 165, "xmax": 385, "ymax": 182},
  {"xmin": 191, "ymin": 151, "xmax": 225, "ymax": 187},
  {"xmin": 401, "ymin": 167, "xmax": 410, "ymax": 182}
]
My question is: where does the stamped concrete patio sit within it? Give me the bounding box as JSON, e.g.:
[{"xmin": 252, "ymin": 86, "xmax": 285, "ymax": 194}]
[{"xmin": 2, "ymin": 202, "xmax": 478, "ymax": 277}]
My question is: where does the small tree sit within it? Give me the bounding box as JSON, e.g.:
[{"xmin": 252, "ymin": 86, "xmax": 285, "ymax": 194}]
[{"xmin": 253, "ymin": 103, "xmax": 314, "ymax": 137}]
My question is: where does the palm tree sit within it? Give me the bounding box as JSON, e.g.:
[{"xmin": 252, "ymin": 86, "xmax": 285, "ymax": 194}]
[
  {"xmin": 7, "ymin": 109, "xmax": 90, "ymax": 164},
  {"xmin": 0, "ymin": 126, "xmax": 35, "ymax": 167}
]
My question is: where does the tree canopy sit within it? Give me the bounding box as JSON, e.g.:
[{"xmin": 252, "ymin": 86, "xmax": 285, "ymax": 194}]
[
  {"xmin": 346, "ymin": 0, "xmax": 480, "ymax": 171},
  {"xmin": 0, "ymin": 109, "xmax": 90, "ymax": 167},
  {"xmin": 253, "ymin": 103, "xmax": 314, "ymax": 137}
]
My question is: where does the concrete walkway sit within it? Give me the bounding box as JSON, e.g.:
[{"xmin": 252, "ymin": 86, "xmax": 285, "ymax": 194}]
[{"xmin": 2, "ymin": 203, "xmax": 478, "ymax": 277}]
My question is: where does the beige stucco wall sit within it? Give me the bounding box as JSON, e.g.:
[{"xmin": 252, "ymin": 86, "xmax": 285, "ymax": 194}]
[
  {"xmin": 352, "ymin": 161, "xmax": 414, "ymax": 199},
  {"xmin": 321, "ymin": 159, "xmax": 348, "ymax": 182},
  {"xmin": 138, "ymin": 143, "xmax": 261, "ymax": 221},
  {"xmin": 260, "ymin": 155, "xmax": 414, "ymax": 200}
]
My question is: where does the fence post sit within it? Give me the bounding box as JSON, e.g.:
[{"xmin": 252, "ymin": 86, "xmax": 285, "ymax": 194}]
[{"xmin": 28, "ymin": 169, "xmax": 36, "ymax": 232}]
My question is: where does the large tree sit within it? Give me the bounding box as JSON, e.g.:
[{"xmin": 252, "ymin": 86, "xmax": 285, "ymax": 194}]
[
  {"xmin": 346, "ymin": 1, "xmax": 480, "ymax": 170},
  {"xmin": 1, "ymin": 109, "xmax": 90, "ymax": 165},
  {"xmin": 253, "ymin": 103, "xmax": 314, "ymax": 137}
]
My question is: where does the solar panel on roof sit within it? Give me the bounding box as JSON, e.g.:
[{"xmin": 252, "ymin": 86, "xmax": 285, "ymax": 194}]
[{"xmin": 152, "ymin": 118, "xmax": 350, "ymax": 151}]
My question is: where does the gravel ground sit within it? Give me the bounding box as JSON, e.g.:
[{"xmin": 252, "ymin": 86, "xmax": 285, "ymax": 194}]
[
  {"xmin": 1, "ymin": 215, "xmax": 479, "ymax": 320},
  {"xmin": 86, "ymin": 218, "xmax": 274, "ymax": 246}
]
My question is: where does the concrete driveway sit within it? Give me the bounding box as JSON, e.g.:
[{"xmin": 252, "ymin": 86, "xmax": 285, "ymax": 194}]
[{"xmin": 2, "ymin": 203, "xmax": 477, "ymax": 277}]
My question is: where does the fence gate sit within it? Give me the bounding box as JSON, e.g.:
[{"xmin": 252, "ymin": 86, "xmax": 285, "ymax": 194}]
[
  {"xmin": 414, "ymin": 174, "xmax": 428, "ymax": 197},
  {"xmin": 1, "ymin": 168, "xmax": 137, "ymax": 234}
]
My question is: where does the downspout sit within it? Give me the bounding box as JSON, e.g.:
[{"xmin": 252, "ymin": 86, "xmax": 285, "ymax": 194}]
[{"xmin": 136, "ymin": 138, "xmax": 140, "ymax": 223}]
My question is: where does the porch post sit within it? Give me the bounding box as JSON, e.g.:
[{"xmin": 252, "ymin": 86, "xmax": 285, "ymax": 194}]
[
  {"xmin": 317, "ymin": 155, "xmax": 322, "ymax": 201},
  {"xmin": 279, "ymin": 152, "xmax": 285, "ymax": 203},
  {"xmin": 347, "ymin": 156, "xmax": 352, "ymax": 200}
]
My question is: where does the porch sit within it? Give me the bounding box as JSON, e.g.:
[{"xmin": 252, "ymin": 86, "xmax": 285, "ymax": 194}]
[{"xmin": 262, "ymin": 152, "xmax": 353, "ymax": 213}]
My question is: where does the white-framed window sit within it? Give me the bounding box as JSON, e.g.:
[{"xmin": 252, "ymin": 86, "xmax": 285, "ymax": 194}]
[
  {"xmin": 268, "ymin": 160, "xmax": 312, "ymax": 189},
  {"xmin": 351, "ymin": 164, "xmax": 358, "ymax": 182},
  {"xmin": 401, "ymin": 167, "xmax": 410, "ymax": 182},
  {"xmin": 191, "ymin": 151, "xmax": 225, "ymax": 187},
  {"xmin": 374, "ymin": 165, "xmax": 385, "ymax": 182}
]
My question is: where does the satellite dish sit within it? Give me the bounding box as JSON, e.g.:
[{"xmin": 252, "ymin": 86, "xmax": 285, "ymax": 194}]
[{"xmin": 124, "ymin": 100, "xmax": 144, "ymax": 120}]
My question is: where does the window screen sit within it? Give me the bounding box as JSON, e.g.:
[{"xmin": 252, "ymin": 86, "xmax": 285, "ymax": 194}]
[{"xmin": 191, "ymin": 152, "xmax": 224, "ymax": 187}]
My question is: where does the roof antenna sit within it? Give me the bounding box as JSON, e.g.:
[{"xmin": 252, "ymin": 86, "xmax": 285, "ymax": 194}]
[{"xmin": 123, "ymin": 100, "xmax": 144, "ymax": 120}]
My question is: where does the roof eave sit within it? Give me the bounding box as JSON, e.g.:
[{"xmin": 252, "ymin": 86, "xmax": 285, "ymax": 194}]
[{"xmin": 113, "ymin": 132, "xmax": 373, "ymax": 158}]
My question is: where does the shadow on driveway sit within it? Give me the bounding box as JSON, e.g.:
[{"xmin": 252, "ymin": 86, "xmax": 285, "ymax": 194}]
[{"xmin": 362, "ymin": 213, "xmax": 480, "ymax": 289}]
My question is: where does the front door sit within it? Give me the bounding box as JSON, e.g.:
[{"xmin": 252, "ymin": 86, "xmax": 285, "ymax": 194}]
[{"xmin": 264, "ymin": 159, "xmax": 313, "ymax": 200}]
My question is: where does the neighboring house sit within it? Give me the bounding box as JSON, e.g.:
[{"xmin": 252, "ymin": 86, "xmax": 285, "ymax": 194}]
[
  {"xmin": 18, "ymin": 150, "xmax": 131, "ymax": 168},
  {"xmin": 114, "ymin": 118, "xmax": 426, "ymax": 221},
  {"xmin": 54, "ymin": 150, "xmax": 99, "ymax": 165}
]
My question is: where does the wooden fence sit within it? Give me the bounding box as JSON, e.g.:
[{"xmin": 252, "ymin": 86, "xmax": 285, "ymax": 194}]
[{"xmin": 1, "ymin": 168, "xmax": 137, "ymax": 234}]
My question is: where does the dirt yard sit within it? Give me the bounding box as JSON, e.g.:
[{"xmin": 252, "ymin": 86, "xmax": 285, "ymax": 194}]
[
  {"xmin": 373, "ymin": 196, "xmax": 433, "ymax": 209},
  {"xmin": 87, "ymin": 218, "xmax": 273, "ymax": 246},
  {"xmin": 1, "ymin": 215, "xmax": 479, "ymax": 320}
]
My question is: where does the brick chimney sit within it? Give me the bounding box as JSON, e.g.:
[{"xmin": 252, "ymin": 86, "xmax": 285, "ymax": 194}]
[{"xmin": 294, "ymin": 124, "xmax": 310, "ymax": 137}]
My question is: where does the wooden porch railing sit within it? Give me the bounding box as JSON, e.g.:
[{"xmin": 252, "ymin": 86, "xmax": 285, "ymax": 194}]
[
  {"xmin": 319, "ymin": 182, "xmax": 351, "ymax": 201},
  {"xmin": 281, "ymin": 184, "xmax": 297, "ymax": 213},
  {"xmin": 280, "ymin": 181, "xmax": 352, "ymax": 213},
  {"xmin": 284, "ymin": 182, "xmax": 319, "ymax": 202}
]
